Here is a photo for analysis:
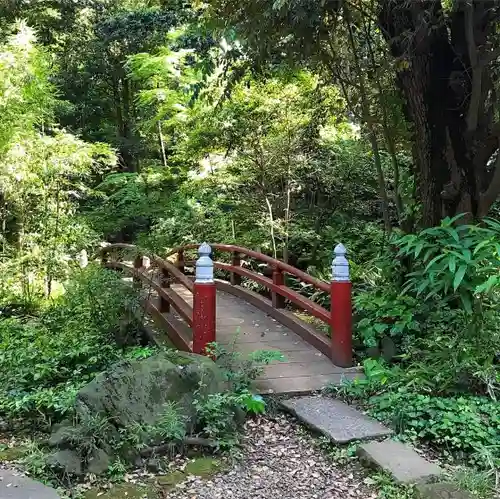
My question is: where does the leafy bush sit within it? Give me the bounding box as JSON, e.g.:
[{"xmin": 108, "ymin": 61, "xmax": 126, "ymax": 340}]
[
  {"xmin": 0, "ymin": 265, "xmax": 142, "ymax": 421},
  {"xmin": 192, "ymin": 342, "xmax": 283, "ymax": 449},
  {"xmin": 334, "ymin": 359, "xmax": 500, "ymax": 469},
  {"xmin": 395, "ymin": 216, "xmax": 500, "ymax": 312},
  {"xmin": 354, "ymin": 291, "xmax": 421, "ymax": 351}
]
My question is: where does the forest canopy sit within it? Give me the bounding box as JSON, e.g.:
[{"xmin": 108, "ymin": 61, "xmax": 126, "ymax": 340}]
[{"xmin": 0, "ymin": 0, "xmax": 498, "ymax": 495}]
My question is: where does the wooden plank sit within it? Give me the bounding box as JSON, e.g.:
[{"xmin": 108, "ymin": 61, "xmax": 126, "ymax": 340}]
[
  {"xmin": 215, "ymin": 263, "xmax": 330, "ymax": 324},
  {"xmin": 259, "ymin": 361, "xmax": 344, "ymax": 378},
  {"xmin": 219, "ymin": 339, "xmax": 316, "ymax": 353},
  {"xmin": 144, "ymin": 299, "xmax": 192, "ymax": 352},
  {"xmin": 215, "ymin": 281, "xmax": 332, "ymax": 359},
  {"xmin": 255, "ymin": 372, "xmax": 363, "ymax": 395}
]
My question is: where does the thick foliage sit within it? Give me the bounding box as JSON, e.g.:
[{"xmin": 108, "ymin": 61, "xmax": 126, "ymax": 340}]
[{"xmin": 0, "ymin": 266, "xmax": 142, "ymax": 422}]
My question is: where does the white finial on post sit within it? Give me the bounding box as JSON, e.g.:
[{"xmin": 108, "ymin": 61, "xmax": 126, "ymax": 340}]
[
  {"xmin": 195, "ymin": 242, "xmax": 214, "ymax": 283},
  {"xmin": 332, "ymin": 243, "xmax": 349, "ymax": 282}
]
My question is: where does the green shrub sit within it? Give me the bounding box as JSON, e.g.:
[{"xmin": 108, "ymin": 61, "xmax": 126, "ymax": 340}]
[
  {"xmin": 0, "ymin": 265, "xmax": 142, "ymax": 422},
  {"xmin": 335, "ymin": 359, "xmax": 500, "ymax": 469},
  {"xmin": 395, "ymin": 216, "xmax": 500, "ymax": 312},
  {"xmin": 367, "ymin": 390, "xmax": 499, "ymax": 468}
]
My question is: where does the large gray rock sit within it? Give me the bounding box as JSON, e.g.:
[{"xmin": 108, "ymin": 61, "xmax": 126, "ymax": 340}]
[
  {"xmin": 0, "ymin": 469, "xmax": 60, "ymax": 498},
  {"xmin": 48, "ymin": 351, "xmax": 227, "ymax": 475},
  {"xmin": 281, "ymin": 396, "xmax": 392, "ymax": 443},
  {"xmin": 357, "ymin": 440, "xmax": 443, "ymax": 484},
  {"xmin": 75, "ymin": 351, "xmax": 225, "ymax": 428},
  {"xmin": 47, "ymin": 449, "xmax": 83, "ymax": 476},
  {"xmin": 86, "ymin": 448, "xmax": 110, "ymax": 475}
]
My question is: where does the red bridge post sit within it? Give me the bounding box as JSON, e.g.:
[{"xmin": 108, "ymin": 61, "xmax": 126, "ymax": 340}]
[
  {"xmin": 193, "ymin": 242, "xmax": 216, "ymax": 355},
  {"xmin": 330, "ymin": 243, "xmax": 353, "ymax": 367}
]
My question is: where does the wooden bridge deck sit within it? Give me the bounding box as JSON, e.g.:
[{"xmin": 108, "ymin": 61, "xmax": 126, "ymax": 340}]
[{"xmin": 171, "ymin": 285, "xmax": 361, "ymax": 395}]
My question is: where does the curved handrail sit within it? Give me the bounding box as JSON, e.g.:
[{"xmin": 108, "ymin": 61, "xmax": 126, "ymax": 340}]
[
  {"xmin": 104, "ymin": 261, "xmax": 193, "ymax": 325},
  {"xmin": 165, "ymin": 243, "xmax": 331, "ymax": 330},
  {"xmin": 98, "ymin": 244, "xmax": 193, "ymax": 292},
  {"xmin": 166, "ymin": 243, "xmax": 330, "ymax": 293}
]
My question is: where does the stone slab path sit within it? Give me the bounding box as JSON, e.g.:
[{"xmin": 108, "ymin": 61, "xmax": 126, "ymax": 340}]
[
  {"xmin": 172, "ymin": 286, "xmax": 362, "ymax": 395},
  {"xmin": 357, "ymin": 440, "xmax": 443, "ymax": 484},
  {"xmin": 416, "ymin": 483, "xmax": 475, "ymax": 499},
  {"xmin": 0, "ymin": 469, "xmax": 60, "ymax": 499},
  {"xmin": 281, "ymin": 396, "xmax": 393, "ymax": 444}
]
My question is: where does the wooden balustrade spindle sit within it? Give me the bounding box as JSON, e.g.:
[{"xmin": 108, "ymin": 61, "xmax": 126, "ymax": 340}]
[
  {"xmin": 230, "ymin": 251, "xmax": 242, "ymax": 285},
  {"xmin": 272, "ymin": 266, "xmax": 285, "ymax": 309},
  {"xmin": 159, "ymin": 266, "xmax": 170, "ymax": 313},
  {"xmin": 133, "ymin": 254, "xmax": 143, "ymax": 290}
]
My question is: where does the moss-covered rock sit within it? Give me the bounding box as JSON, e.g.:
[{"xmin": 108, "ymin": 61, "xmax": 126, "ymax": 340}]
[
  {"xmin": 0, "ymin": 444, "xmax": 28, "ymax": 461},
  {"xmin": 48, "ymin": 352, "xmax": 228, "ymax": 476},
  {"xmin": 76, "ymin": 351, "xmax": 225, "ymax": 428},
  {"xmin": 84, "ymin": 482, "xmax": 157, "ymax": 499}
]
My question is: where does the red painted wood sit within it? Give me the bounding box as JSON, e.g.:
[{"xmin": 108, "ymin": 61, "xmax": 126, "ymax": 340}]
[
  {"xmin": 330, "ymin": 281, "xmax": 353, "ymax": 367},
  {"xmin": 230, "ymin": 251, "xmax": 242, "ymax": 286},
  {"xmin": 99, "ymin": 245, "xmax": 194, "ymax": 292},
  {"xmin": 102, "ymin": 241, "xmax": 353, "ymax": 367},
  {"xmin": 153, "ymin": 257, "xmax": 194, "ymax": 292},
  {"xmin": 159, "ymin": 267, "xmax": 170, "ymax": 313},
  {"xmin": 103, "ymin": 262, "xmax": 193, "ymax": 325},
  {"xmin": 166, "ymin": 244, "xmax": 330, "ymax": 293},
  {"xmin": 215, "ymin": 262, "xmax": 330, "ymax": 324},
  {"xmin": 143, "ymin": 299, "xmax": 192, "ymax": 352},
  {"xmin": 193, "ymin": 282, "xmax": 216, "ymax": 355},
  {"xmin": 272, "ymin": 267, "xmax": 285, "ymax": 309}
]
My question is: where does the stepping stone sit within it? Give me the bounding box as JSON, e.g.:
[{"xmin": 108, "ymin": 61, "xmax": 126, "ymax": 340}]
[
  {"xmin": 0, "ymin": 469, "xmax": 61, "ymax": 498},
  {"xmin": 357, "ymin": 440, "xmax": 443, "ymax": 484},
  {"xmin": 281, "ymin": 396, "xmax": 393, "ymax": 443},
  {"xmin": 416, "ymin": 483, "xmax": 474, "ymax": 499}
]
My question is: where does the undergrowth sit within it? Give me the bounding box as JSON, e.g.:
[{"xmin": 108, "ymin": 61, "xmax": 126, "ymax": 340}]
[{"xmin": 0, "ymin": 265, "xmax": 145, "ymax": 424}]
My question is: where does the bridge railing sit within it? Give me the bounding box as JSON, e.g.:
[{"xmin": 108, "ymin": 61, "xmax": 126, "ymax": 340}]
[
  {"xmin": 99, "ymin": 242, "xmax": 352, "ymax": 367},
  {"xmin": 166, "ymin": 243, "xmax": 352, "ymax": 367},
  {"xmin": 99, "ymin": 243, "xmax": 201, "ymax": 353}
]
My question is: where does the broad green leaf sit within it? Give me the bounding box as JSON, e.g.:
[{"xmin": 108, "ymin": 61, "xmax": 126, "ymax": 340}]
[
  {"xmin": 422, "ymin": 248, "xmax": 435, "ymax": 262},
  {"xmin": 443, "ymin": 226, "xmax": 459, "ymax": 242},
  {"xmin": 475, "ymin": 275, "xmax": 498, "ymax": 294},
  {"xmin": 453, "ymin": 265, "xmax": 467, "ymax": 291},
  {"xmin": 425, "ymin": 254, "xmax": 446, "ymax": 271},
  {"xmin": 459, "ymin": 291, "xmax": 472, "ymax": 314},
  {"xmin": 473, "ymin": 239, "xmax": 491, "ymax": 255},
  {"xmin": 448, "ymin": 255, "xmax": 456, "ymax": 273},
  {"xmin": 414, "ymin": 242, "xmax": 424, "ymax": 258}
]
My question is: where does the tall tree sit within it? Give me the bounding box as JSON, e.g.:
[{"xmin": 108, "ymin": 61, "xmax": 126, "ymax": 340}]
[{"xmin": 208, "ymin": 0, "xmax": 500, "ymax": 226}]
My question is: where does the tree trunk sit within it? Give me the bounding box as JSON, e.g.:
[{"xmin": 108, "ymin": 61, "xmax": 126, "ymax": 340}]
[{"xmin": 379, "ymin": 0, "xmax": 500, "ymax": 226}]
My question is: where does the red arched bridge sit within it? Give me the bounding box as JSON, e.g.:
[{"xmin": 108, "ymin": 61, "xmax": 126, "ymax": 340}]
[{"xmin": 99, "ymin": 242, "xmax": 361, "ymax": 394}]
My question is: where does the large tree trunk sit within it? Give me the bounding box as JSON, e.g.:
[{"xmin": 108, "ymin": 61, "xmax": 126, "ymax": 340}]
[{"xmin": 379, "ymin": 0, "xmax": 500, "ymax": 226}]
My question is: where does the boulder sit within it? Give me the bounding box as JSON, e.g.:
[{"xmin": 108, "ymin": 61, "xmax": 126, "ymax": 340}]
[
  {"xmin": 47, "ymin": 449, "xmax": 83, "ymax": 476},
  {"xmin": 48, "ymin": 351, "xmax": 227, "ymax": 475},
  {"xmin": 75, "ymin": 351, "xmax": 225, "ymax": 428},
  {"xmin": 87, "ymin": 449, "xmax": 111, "ymax": 475}
]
